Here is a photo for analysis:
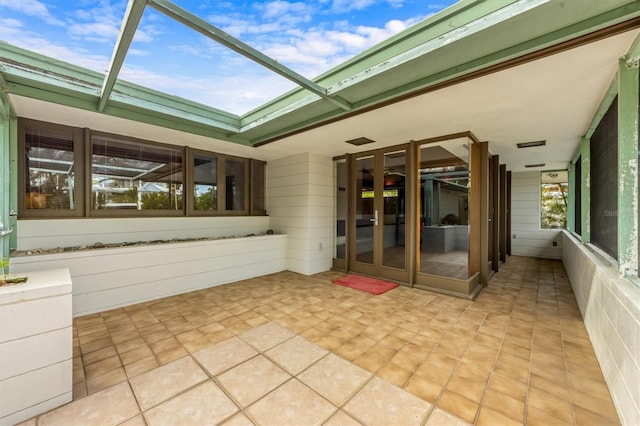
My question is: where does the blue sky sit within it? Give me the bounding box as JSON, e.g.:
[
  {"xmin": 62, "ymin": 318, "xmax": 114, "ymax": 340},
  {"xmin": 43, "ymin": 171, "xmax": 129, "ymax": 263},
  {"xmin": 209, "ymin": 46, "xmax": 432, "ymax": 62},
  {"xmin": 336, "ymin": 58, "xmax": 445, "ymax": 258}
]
[{"xmin": 0, "ymin": 0, "xmax": 458, "ymax": 114}]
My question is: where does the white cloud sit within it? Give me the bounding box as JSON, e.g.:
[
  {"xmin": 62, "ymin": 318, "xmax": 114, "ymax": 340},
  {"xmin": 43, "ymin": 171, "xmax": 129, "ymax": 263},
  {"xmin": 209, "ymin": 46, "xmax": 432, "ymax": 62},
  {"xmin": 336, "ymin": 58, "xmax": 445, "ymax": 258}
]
[
  {"xmin": 68, "ymin": 21, "xmax": 120, "ymax": 43},
  {"xmin": 0, "ymin": 26, "xmax": 110, "ymax": 73},
  {"xmin": 330, "ymin": 0, "xmax": 376, "ymax": 13},
  {"xmin": 0, "ymin": 0, "xmax": 64, "ymax": 25},
  {"xmin": 0, "ymin": 18, "xmax": 23, "ymax": 28}
]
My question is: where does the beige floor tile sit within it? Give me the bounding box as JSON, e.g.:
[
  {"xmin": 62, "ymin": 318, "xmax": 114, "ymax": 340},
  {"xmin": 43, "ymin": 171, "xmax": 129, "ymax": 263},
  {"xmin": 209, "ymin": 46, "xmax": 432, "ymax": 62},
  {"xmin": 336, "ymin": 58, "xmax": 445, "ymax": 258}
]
[
  {"xmin": 86, "ymin": 367, "xmax": 127, "ymax": 394},
  {"xmin": 528, "ymin": 386, "xmax": 574, "ymax": 423},
  {"xmin": 119, "ymin": 414, "xmax": 147, "ymax": 426},
  {"xmin": 156, "ymin": 346, "xmax": 188, "ymax": 365},
  {"xmin": 246, "ymin": 379, "xmax": 336, "ymax": 426},
  {"xmin": 218, "ymin": 355, "xmax": 290, "ymax": 407},
  {"xmin": 436, "ymin": 390, "xmax": 479, "ymax": 424},
  {"xmin": 446, "ymin": 374, "xmax": 487, "ymax": 403},
  {"xmin": 73, "ymin": 381, "xmax": 87, "ymax": 401},
  {"xmin": 130, "ymin": 356, "xmax": 208, "ymax": 410},
  {"xmin": 345, "ymin": 376, "xmax": 431, "ymax": 426},
  {"xmin": 352, "ymin": 352, "xmax": 386, "ymax": 374},
  {"xmin": 219, "ymin": 412, "xmax": 255, "ymax": 426},
  {"xmin": 193, "ymin": 336, "xmax": 258, "ymax": 376},
  {"xmin": 238, "ymin": 322, "xmax": 295, "ymax": 351},
  {"xmin": 38, "ymin": 382, "xmax": 139, "ymax": 426},
  {"xmin": 425, "ymin": 408, "xmax": 472, "ymax": 426},
  {"xmin": 125, "ymin": 356, "xmax": 159, "ymax": 378},
  {"xmin": 82, "ymin": 346, "xmax": 118, "ymax": 366},
  {"xmin": 265, "ymin": 335, "xmax": 328, "ymax": 374},
  {"xmin": 299, "ymin": 353, "xmax": 372, "ymax": 406},
  {"xmin": 377, "ymin": 362, "xmax": 413, "ymax": 387},
  {"xmin": 85, "ymin": 355, "xmax": 122, "ymax": 379},
  {"xmin": 476, "ymin": 406, "xmax": 521, "ymax": 426},
  {"xmin": 526, "ymin": 405, "xmax": 573, "ymax": 426},
  {"xmin": 404, "ymin": 375, "xmax": 444, "ymax": 404},
  {"xmin": 144, "ymin": 381, "xmax": 238, "ymax": 426},
  {"xmin": 573, "ymin": 405, "xmax": 621, "ymax": 426},
  {"xmin": 481, "ymin": 388, "xmax": 525, "ymax": 423},
  {"xmin": 81, "ymin": 337, "xmax": 115, "ymax": 354},
  {"xmin": 120, "ymin": 345, "xmax": 154, "ymax": 366},
  {"xmin": 324, "ymin": 410, "xmax": 363, "ymax": 426},
  {"xmin": 57, "ymin": 261, "xmax": 621, "ymax": 426}
]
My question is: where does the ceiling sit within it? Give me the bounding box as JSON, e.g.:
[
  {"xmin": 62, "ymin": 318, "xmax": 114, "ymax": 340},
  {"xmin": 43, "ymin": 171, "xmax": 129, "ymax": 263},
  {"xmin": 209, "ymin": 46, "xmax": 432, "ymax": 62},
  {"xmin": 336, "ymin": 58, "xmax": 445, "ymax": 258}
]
[
  {"xmin": 256, "ymin": 29, "xmax": 638, "ymax": 171},
  {"xmin": 3, "ymin": 0, "xmax": 640, "ymax": 172}
]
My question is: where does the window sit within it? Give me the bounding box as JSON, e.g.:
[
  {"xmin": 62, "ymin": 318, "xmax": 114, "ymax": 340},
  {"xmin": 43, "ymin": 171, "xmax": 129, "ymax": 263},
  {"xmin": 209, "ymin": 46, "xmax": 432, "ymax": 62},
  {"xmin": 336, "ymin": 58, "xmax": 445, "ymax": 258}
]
[
  {"xmin": 192, "ymin": 152, "xmax": 218, "ymax": 212},
  {"xmin": 250, "ymin": 159, "xmax": 266, "ymax": 215},
  {"xmin": 19, "ymin": 119, "xmax": 266, "ymax": 218},
  {"xmin": 540, "ymin": 170, "xmax": 568, "ymax": 229},
  {"xmin": 590, "ymin": 97, "xmax": 618, "ymax": 258},
  {"xmin": 19, "ymin": 119, "xmax": 84, "ymax": 217},
  {"xmin": 225, "ymin": 157, "xmax": 247, "ymax": 212},
  {"xmin": 91, "ymin": 133, "xmax": 183, "ymax": 215}
]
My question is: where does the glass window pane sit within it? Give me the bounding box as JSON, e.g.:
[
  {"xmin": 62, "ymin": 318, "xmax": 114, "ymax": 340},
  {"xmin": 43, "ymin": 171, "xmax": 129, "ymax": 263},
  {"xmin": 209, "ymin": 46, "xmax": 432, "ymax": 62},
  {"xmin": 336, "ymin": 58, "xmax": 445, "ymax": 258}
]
[
  {"xmin": 25, "ymin": 125, "xmax": 76, "ymax": 210},
  {"xmin": 540, "ymin": 170, "xmax": 568, "ymax": 229},
  {"xmin": 91, "ymin": 135, "xmax": 183, "ymax": 211},
  {"xmin": 193, "ymin": 154, "xmax": 217, "ymax": 211},
  {"xmin": 225, "ymin": 158, "xmax": 245, "ymax": 211},
  {"xmin": 251, "ymin": 160, "xmax": 266, "ymax": 214},
  {"xmin": 335, "ymin": 159, "xmax": 347, "ymax": 260}
]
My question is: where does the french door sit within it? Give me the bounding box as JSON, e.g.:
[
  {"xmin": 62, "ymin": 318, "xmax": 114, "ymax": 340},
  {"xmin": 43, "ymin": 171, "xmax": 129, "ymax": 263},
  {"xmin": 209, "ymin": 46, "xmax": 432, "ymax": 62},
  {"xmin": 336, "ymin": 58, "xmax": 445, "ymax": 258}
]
[{"xmin": 349, "ymin": 147, "xmax": 410, "ymax": 282}]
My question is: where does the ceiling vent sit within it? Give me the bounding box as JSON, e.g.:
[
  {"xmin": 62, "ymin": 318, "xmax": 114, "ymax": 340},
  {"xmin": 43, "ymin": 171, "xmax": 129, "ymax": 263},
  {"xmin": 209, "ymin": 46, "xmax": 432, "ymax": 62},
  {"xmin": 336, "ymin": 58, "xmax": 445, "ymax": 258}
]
[
  {"xmin": 346, "ymin": 137, "xmax": 375, "ymax": 146},
  {"xmin": 517, "ymin": 140, "xmax": 546, "ymax": 148},
  {"xmin": 525, "ymin": 163, "xmax": 546, "ymax": 168}
]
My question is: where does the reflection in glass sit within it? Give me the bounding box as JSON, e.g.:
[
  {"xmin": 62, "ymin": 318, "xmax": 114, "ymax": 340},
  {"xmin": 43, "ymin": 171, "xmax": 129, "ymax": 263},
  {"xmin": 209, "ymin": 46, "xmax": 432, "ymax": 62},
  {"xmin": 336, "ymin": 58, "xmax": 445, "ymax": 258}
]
[
  {"xmin": 355, "ymin": 156, "xmax": 375, "ymax": 264},
  {"xmin": 25, "ymin": 125, "xmax": 76, "ymax": 210},
  {"xmin": 225, "ymin": 158, "xmax": 245, "ymax": 210},
  {"xmin": 382, "ymin": 151, "xmax": 406, "ymax": 270},
  {"xmin": 91, "ymin": 136, "xmax": 183, "ymax": 210},
  {"xmin": 193, "ymin": 154, "xmax": 217, "ymax": 211},
  {"xmin": 335, "ymin": 159, "xmax": 347, "ymax": 260},
  {"xmin": 419, "ymin": 143, "xmax": 469, "ymax": 279}
]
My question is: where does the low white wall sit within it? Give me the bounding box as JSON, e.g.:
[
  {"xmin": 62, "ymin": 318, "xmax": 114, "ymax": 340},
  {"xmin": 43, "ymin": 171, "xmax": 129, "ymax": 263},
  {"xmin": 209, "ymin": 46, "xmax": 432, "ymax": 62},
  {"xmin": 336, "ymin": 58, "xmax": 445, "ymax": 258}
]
[
  {"xmin": 511, "ymin": 171, "xmax": 562, "ymax": 259},
  {"xmin": 0, "ymin": 268, "xmax": 73, "ymax": 426},
  {"xmin": 562, "ymin": 231, "xmax": 640, "ymax": 425},
  {"xmin": 16, "ymin": 216, "xmax": 270, "ymax": 251},
  {"xmin": 11, "ymin": 235, "xmax": 287, "ymax": 317}
]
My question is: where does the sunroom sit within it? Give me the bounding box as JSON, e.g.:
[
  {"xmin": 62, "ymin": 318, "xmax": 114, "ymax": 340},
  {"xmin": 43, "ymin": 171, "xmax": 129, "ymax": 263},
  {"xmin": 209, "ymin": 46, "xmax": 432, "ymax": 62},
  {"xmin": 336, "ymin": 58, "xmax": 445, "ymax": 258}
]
[{"xmin": 1, "ymin": 0, "xmax": 639, "ymax": 425}]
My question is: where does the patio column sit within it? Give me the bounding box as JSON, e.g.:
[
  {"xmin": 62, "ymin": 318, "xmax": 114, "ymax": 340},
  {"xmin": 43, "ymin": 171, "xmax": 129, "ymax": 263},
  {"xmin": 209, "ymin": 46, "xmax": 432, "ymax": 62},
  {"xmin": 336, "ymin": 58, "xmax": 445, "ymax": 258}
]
[{"xmin": 617, "ymin": 55, "xmax": 639, "ymax": 277}]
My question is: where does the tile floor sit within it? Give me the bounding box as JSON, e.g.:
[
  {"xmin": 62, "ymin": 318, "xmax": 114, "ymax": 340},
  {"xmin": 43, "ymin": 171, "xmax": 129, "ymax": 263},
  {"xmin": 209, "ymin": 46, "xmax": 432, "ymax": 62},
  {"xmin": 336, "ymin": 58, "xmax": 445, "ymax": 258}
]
[{"xmin": 20, "ymin": 256, "xmax": 620, "ymax": 425}]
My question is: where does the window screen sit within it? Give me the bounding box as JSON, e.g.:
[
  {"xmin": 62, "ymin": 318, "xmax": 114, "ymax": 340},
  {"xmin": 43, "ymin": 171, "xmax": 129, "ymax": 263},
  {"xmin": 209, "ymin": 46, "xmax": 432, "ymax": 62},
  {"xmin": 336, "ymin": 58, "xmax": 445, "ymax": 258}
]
[{"xmin": 590, "ymin": 97, "xmax": 618, "ymax": 259}]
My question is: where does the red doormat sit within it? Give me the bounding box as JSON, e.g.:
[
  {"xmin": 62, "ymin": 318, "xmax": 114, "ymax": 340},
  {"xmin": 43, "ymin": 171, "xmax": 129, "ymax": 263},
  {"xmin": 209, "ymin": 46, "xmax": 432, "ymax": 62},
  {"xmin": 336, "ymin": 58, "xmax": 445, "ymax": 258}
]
[{"xmin": 333, "ymin": 274, "xmax": 399, "ymax": 295}]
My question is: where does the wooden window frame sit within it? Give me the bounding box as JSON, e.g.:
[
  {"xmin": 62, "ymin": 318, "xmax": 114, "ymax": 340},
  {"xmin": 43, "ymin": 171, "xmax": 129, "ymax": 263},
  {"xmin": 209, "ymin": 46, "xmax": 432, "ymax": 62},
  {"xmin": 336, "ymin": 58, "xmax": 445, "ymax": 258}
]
[
  {"xmin": 18, "ymin": 118, "xmax": 266, "ymax": 219},
  {"xmin": 18, "ymin": 118, "xmax": 86, "ymax": 218},
  {"xmin": 88, "ymin": 131, "xmax": 185, "ymax": 218}
]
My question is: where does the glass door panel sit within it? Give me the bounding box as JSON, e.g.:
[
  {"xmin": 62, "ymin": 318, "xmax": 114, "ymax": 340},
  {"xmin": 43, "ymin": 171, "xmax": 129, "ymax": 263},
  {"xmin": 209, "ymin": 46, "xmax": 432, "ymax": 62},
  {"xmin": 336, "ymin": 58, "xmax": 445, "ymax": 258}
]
[
  {"xmin": 419, "ymin": 142, "xmax": 469, "ymax": 280},
  {"xmin": 355, "ymin": 155, "xmax": 375, "ymax": 265},
  {"xmin": 382, "ymin": 151, "xmax": 406, "ymax": 269}
]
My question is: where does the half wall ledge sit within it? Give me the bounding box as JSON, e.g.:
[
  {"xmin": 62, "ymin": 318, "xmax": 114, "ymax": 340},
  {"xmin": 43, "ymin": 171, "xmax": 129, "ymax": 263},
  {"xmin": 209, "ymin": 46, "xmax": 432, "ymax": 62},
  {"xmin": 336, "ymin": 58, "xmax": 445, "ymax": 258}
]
[{"xmin": 10, "ymin": 234, "xmax": 287, "ymax": 317}]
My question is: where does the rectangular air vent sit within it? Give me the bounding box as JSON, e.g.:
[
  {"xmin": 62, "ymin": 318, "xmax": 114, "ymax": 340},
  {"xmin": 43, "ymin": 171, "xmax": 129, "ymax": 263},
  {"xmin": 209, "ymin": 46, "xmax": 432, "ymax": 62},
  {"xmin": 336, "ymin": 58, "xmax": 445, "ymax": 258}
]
[
  {"xmin": 517, "ymin": 140, "xmax": 546, "ymax": 148},
  {"xmin": 525, "ymin": 163, "xmax": 546, "ymax": 168},
  {"xmin": 346, "ymin": 137, "xmax": 375, "ymax": 146}
]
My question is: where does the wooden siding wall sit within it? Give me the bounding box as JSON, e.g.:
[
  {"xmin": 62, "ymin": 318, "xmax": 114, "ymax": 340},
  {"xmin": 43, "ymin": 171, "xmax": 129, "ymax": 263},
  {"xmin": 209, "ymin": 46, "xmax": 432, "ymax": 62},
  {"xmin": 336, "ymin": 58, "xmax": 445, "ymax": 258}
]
[
  {"xmin": 267, "ymin": 152, "xmax": 333, "ymax": 275},
  {"xmin": 511, "ymin": 171, "xmax": 562, "ymax": 259}
]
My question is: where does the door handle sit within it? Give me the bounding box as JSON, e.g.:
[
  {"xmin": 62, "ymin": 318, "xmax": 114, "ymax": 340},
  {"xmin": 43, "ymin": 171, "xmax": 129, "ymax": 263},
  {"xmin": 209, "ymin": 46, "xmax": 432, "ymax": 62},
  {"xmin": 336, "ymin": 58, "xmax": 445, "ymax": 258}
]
[{"xmin": 370, "ymin": 210, "xmax": 378, "ymax": 226}]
